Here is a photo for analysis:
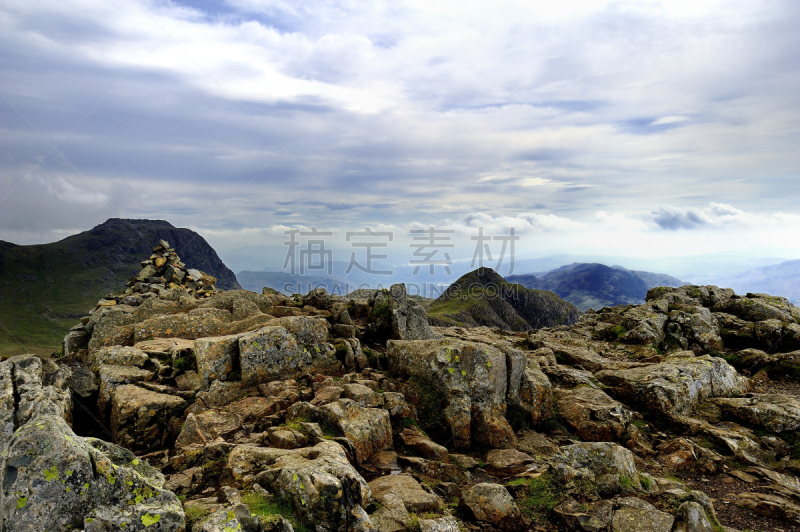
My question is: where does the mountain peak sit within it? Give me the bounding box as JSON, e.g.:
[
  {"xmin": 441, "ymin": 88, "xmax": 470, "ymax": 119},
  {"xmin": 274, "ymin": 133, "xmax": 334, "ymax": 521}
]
[{"xmin": 428, "ymin": 267, "xmax": 580, "ymax": 331}]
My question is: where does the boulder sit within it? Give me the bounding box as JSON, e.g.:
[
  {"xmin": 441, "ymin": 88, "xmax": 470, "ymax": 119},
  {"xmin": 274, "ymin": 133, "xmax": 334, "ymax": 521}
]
[
  {"xmin": 388, "ymin": 339, "xmax": 528, "ymax": 449},
  {"xmin": 461, "ymin": 483, "xmax": 526, "ymax": 531},
  {"xmin": 88, "ymin": 345, "xmax": 150, "ymax": 372},
  {"xmin": 674, "ymin": 501, "xmax": 714, "ymax": 532},
  {"xmin": 228, "ymin": 440, "xmax": 372, "ymax": 531},
  {"xmin": 239, "ymin": 326, "xmax": 339, "ymax": 386},
  {"xmin": 194, "ymin": 333, "xmax": 242, "ymax": 389},
  {"xmin": 550, "ymin": 442, "xmax": 641, "ymax": 496},
  {"xmin": 319, "ymin": 399, "xmax": 393, "ymax": 464},
  {"xmin": 386, "ymin": 284, "xmax": 438, "ymax": 341},
  {"xmin": 400, "ymin": 427, "xmax": 448, "ymax": 462},
  {"xmin": 96, "ymin": 364, "xmax": 155, "ymax": 419},
  {"xmin": 175, "ymin": 410, "xmax": 242, "ymax": 449},
  {"xmin": 110, "ymin": 384, "xmax": 187, "ymax": 451},
  {"xmin": 555, "ymin": 386, "xmax": 632, "ymax": 441},
  {"xmin": 201, "ymin": 289, "xmax": 274, "ymax": 315},
  {"xmin": 596, "ymin": 355, "xmax": 750, "ymax": 416},
  {"xmin": 368, "ymin": 475, "xmax": 444, "ymax": 514},
  {"xmin": 733, "ymin": 492, "xmax": 800, "ymax": 525},
  {"xmin": 483, "ymin": 448, "xmax": 536, "ymax": 477},
  {"xmin": 63, "ymin": 325, "xmax": 90, "ymax": 357},
  {"xmin": 611, "ymin": 497, "xmax": 674, "ymax": 532},
  {"xmin": 70, "ymin": 366, "xmax": 99, "ymax": 398}
]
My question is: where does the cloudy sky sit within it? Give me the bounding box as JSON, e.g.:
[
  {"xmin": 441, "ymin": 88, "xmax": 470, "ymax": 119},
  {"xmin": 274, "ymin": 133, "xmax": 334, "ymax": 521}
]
[{"xmin": 1, "ymin": 0, "xmax": 799, "ymax": 276}]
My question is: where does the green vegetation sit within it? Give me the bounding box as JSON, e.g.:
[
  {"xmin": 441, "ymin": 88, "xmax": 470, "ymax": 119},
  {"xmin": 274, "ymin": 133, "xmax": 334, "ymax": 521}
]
[
  {"xmin": 242, "ymin": 491, "xmax": 309, "ymax": 532},
  {"xmin": 610, "ymin": 324, "xmax": 628, "ymax": 341},
  {"xmin": 514, "ymin": 475, "xmax": 565, "ymax": 524},
  {"xmin": 184, "ymin": 506, "xmax": 211, "ymax": 526}
]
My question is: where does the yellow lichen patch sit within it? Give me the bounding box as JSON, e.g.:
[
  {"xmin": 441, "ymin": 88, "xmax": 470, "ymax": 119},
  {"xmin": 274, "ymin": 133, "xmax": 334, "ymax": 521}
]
[
  {"xmin": 141, "ymin": 513, "xmax": 161, "ymax": 526},
  {"xmin": 43, "ymin": 465, "xmax": 60, "ymax": 482}
]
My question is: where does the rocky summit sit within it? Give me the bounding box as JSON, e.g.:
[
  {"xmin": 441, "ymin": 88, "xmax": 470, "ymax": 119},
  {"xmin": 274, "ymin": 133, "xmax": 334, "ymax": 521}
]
[{"xmin": 3, "ymin": 251, "xmax": 800, "ymax": 532}]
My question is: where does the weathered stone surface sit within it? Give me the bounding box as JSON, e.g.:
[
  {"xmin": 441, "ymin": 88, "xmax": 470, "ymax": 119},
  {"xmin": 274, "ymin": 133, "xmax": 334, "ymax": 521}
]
[
  {"xmin": 400, "ymin": 427, "xmax": 448, "ymax": 462},
  {"xmin": 674, "ymin": 501, "xmax": 714, "ymax": 532},
  {"xmin": 88, "ymin": 345, "xmax": 150, "ymax": 371},
  {"xmin": 711, "ymin": 393, "xmax": 800, "ymax": 433},
  {"xmin": 596, "ymin": 354, "xmax": 750, "ymax": 416},
  {"xmin": 507, "ymin": 349, "xmax": 553, "ymax": 426},
  {"xmin": 418, "ymin": 516, "xmax": 460, "ymax": 532},
  {"xmin": 96, "ymin": 364, "xmax": 155, "ymax": 419},
  {"xmin": 228, "ymin": 440, "xmax": 372, "ymax": 531},
  {"xmin": 551, "ymin": 442, "xmax": 641, "ymax": 496},
  {"xmin": 201, "ymin": 289, "xmax": 274, "ymax": 315},
  {"xmin": 556, "ymin": 386, "xmax": 632, "ymax": 441},
  {"xmin": 239, "ymin": 326, "xmax": 339, "ymax": 386},
  {"xmin": 320, "ymin": 399, "xmax": 392, "ymax": 464},
  {"xmin": 368, "ymin": 475, "xmax": 444, "ymax": 514},
  {"xmin": 388, "ymin": 339, "xmax": 522, "ymax": 449},
  {"xmin": 63, "ymin": 326, "xmax": 90, "ymax": 357},
  {"xmin": 87, "ymin": 305, "xmax": 137, "ymax": 351},
  {"xmin": 553, "ymin": 498, "xmax": 614, "ymax": 531},
  {"xmin": 461, "ymin": 483, "xmax": 526, "ymax": 531},
  {"xmin": 483, "ymin": 448, "xmax": 536, "ymax": 477},
  {"xmin": 193, "ymin": 503, "xmax": 258, "ymax": 532},
  {"xmin": 70, "ymin": 365, "xmax": 99, "ymax": 398},
  {"xmin": 133, "ymin": 313, "xmax": 227, "ymax": 343},
  {"xmin": 193, "ymin": 333, "xmax": 241, "ymax": 389},
  {"xmin": 0, "ymin": 357, "xmax": 184, "ymax": 532},
  {"xmin": 174, "ymin": 410, "xmax": 242, "ymax": 449},
  {"xmin": 733, "ymin": 492, "xmax": 800, "ymax": 525},
  {"xmin": 343, "ymin": 383, "xmax": 381, "ymax": 408},
  {"xmin": 110, "ymin": 384, "xmax": 187, "ymax": 451},
  {"xmin": 611, "ymin": 497, "xmax": 673, "ymax": 532},
  {"xmin": 273, "ymin": 316, "xmax": 329, "ymax": 345}
]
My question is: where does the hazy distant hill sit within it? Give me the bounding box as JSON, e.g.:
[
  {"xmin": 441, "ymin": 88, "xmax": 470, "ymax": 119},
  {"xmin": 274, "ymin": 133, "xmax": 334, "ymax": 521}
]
[
  {"xmin": 714, "ymin": 259, "xmax": 800, "ymax": 304},
  {"xmin": 427, "ymin": 267, "xmax": 580, "ymax": 331},
  {"xmin": 508, "ymin": 262, "xmax": 683, "ymax": 311},
  {"xmin": 0, "ymin": 218, "xmax": 239, "ymax": 356},
  {"xmin": 237, "ymin": 271, "xmax": 357, "ymax": 296}
]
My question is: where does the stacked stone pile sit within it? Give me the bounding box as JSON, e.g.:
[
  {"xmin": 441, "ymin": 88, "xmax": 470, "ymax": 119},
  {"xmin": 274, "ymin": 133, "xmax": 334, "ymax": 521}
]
[{"xmin": 126, "ymin": 239, "xmax": 218, "ymax": 298}]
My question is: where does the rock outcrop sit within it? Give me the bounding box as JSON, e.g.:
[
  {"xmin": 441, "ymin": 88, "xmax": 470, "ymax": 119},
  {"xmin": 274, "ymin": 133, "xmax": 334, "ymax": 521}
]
[{"xmin": 6, "ymin": 246, "xmax": 800, "ymax": 532}]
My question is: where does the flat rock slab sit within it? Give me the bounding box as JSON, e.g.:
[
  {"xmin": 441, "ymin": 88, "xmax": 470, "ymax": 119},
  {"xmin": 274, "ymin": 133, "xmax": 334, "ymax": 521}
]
[
  {"xmin": 596, "ymin": 355, "xmax": 749, "ymax": 416},
  {"xmin": 711, "ymin": 393, "xmax": 800, "ymax": 433}
]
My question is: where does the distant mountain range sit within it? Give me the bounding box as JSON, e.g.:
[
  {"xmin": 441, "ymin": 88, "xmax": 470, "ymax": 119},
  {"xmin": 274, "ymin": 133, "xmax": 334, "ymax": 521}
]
[
  {"xmin": 239, "ymin": 262, "xmax": 685, "ymax": 313},
  {"xmin": 426, "ymin": 267, "xmax": 580, "ymax": 331},
  {"xmin": 0, "ymin": 218, "xmax": 239, "ymax": 356},
  {"xmin": 712, "ymin": 259, "xmax": 800, "ymax": 304},
  {"xmin": 508, "ymin": 263, "xmax": 684, "ymax": 311}
]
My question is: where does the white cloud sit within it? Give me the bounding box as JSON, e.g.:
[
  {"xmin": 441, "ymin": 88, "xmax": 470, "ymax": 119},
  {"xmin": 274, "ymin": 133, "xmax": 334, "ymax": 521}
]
[{"xmin": 650, "ymin": 116, "xmax": 689, "ymax": 126}]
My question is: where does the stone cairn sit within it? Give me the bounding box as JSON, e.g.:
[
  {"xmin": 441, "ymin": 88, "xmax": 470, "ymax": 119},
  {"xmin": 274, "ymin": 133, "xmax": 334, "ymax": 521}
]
[{"xmin": 95, "ymin": 239, "xmax": 218, "ymax": 309}]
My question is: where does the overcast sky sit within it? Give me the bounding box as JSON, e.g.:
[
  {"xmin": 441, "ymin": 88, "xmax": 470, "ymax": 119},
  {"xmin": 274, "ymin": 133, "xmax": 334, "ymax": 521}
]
[{"xmin": 1, "ymin": 0, "xmax": 799, "ymax": 275}]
